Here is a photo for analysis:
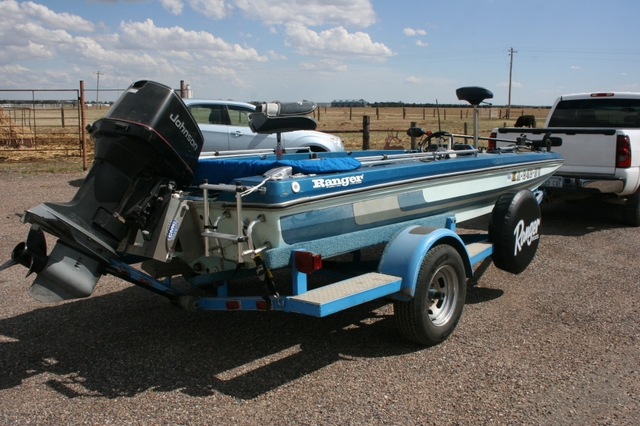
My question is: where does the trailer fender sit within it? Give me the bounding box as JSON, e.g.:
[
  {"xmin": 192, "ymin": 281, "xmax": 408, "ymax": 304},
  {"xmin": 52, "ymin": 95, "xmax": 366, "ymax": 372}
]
[{"xmin": 378, "ymin": 226, "xmax": 471, "ymax": 301}]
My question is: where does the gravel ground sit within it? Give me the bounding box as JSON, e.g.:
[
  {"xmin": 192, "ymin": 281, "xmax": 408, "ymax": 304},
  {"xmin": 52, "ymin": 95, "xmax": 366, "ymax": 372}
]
[{"xmin": 0, "ymin": 169, "xmax": 638, "ymax": 425}]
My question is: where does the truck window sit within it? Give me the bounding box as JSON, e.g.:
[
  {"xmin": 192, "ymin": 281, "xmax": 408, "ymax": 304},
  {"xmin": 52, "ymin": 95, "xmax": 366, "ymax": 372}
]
[{"xmin": 548, "ymin": 98, "xmax": 640, "ymax": 128}]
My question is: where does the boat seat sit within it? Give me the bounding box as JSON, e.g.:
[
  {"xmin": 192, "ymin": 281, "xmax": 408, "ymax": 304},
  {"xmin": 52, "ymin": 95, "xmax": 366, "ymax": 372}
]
[
  {"xmin": 249, "ymin": 113, "xmax": 317, "ymax": 134},
  {"xmin": 455, "ymin": 86, "xmax": 493, "ymax": 106}
]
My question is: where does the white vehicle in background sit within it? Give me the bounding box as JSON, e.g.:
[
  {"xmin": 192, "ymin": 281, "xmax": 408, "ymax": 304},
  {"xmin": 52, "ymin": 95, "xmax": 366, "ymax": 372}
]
[
  {"xmin": 182, "ymin": 99, "xmax": 344, "ymax": 153},
  {"xmin": 490, "ymin": 92, "xmax": 640, "ymax": 226}
]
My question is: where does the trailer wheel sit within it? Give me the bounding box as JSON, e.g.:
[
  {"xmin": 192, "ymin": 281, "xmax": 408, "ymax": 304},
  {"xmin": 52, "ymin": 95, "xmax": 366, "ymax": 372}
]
[
  {"xmin": 394, "ymin": 244, "xmax": 466, "ymax": 346},
  {"xmin": 489, "ymin": 189, "xmax": 541, "ymax": 274}
]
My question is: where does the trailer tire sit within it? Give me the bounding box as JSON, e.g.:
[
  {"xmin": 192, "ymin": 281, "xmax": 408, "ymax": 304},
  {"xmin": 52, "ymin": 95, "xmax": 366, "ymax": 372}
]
[
  {"xmin": 394, "ymin": 244, "xmax": 466, "ymax": 346},
  {"xmin": 489, "ymin": 189, "xmax": 541, "ymax": 274}
]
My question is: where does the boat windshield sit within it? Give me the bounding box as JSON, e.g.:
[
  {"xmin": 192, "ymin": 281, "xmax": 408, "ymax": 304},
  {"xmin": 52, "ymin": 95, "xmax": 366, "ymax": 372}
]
[{"xmin": 548, "ymin": 98, "xmax": 640, "ymax": 128}]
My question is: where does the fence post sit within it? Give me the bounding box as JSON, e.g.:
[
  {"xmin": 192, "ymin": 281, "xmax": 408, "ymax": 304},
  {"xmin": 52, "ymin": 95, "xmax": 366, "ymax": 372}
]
[
  {"xmin": 349, "ymin": 107, "xmax": 352, "ymax": 120},
  {"xmin": 61, "ymin": 106, "xmax": 65, "ymax": 128},
  {"xmin": 376, "ymin": 107, "xmax": 379, "ymax": 120},
  {"xmin": 402, "ymin": 107, "xmax": 406, "ymax": 119},
  {"xmin": 362, "ymin": 115, "xmax": 370, "ymax": 150},
  {"xmin": 410, "ymin": 121, "xmax": 417, "ymax": 150},
  {"xmin": 79, "ymin": 80, "xmax": 88, "ymax": 171},
  {"xmin": 464, "ymin": 122, "xmax": 468, "ymax": 135},
  {"xmin": 31, "ymin": 90, "xmax": 37, "ymax": 147}
]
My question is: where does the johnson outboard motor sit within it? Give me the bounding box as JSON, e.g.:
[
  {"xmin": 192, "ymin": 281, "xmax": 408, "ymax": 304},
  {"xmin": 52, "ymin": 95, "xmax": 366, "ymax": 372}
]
[{"xmin": 0, "ymin": 80, "xmax": 203, "ymax": 302}]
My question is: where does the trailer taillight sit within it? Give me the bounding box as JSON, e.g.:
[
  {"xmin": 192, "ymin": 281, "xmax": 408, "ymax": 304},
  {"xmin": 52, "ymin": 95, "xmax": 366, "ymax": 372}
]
[
  {"xmin": 294, "ymin": 251, "xmax": 322, "ymax": 274},
  {"xmin": 616, "ymin": 135, "xmax": 631, "ymax": 168},
  {"xmin": 590, "ymin": 93, "xmax": 615, "ymax": 97},
  {"xmin": 488, "ymin": 132, "xmax": 497, "ymax": 149},
  {"xmin": 226, "ymin": 300, "xmax": 242, "ymax": 310}
]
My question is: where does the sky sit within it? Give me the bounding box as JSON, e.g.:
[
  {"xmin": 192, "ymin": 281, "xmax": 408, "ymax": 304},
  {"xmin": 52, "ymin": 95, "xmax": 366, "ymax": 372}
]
[{"xmin": 1, "ymin": 0, "xmax": 639, "ymax": 106}]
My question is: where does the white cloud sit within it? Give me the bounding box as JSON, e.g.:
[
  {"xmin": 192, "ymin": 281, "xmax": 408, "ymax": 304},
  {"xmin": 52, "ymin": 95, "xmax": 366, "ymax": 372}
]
[
  {"xmin": 20, "ymin": 1, "xmax": 95, "ymax": 31},
  {"xmin": 0, "ymin": 2, "xmax": 268, "ymax": 95},
  {"xmin": 115, "ymin": 19, "xmax": 267, "ymax": 62},
  {"xmin": 298, "ymin": 59, "xmax": 347, "ymax": 72},
  {"xmin": 159, "ymin": 0, "xmax": 184, "ymax": 15},
  {"xmin": 267, "ymin": 50, "xmax": 287, "ymax": 60},
  {"xmin": 617, "ymin": 83, "xmax": 640, "ymax": 91},
  {"xmin": 416, "ymin": 40, "xmax": 428, "ymax": 47},
  {"xmin": 234, "ymin": 0, "xmax": 376, "ymax": 27},
  {"xmin": 187, "ymin": 0, "xmax": 230, "ymax": 20},
  {"xmin": 0, "ymin": 2, "xmax": 90, "ymax": 63},
  {"xmin": 403, "ymin": 28, "xmax": 426, "ymax": 36},
  {"xmin": 497, "ymin": 81, "xmax": 523, "ymax": 88},
  {"xmin": 571, "ymin": 65, "xmax": 581, "ymax": 70},
  {"xmin": 0, "ymin": 64, "xmax": 30, "ymax": 74},
  {"xmin": 284, "ymin": 23, "xmax": 394, "ymax": 60},
  {"xmin": 405, "ymin": 76, "xmax": 422, "ymax": 84}
]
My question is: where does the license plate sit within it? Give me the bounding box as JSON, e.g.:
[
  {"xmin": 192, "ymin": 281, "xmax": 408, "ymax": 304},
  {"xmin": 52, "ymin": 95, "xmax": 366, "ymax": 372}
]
[{"xmin": 543, "ymin": 176, "xmax": 563, "ymax": 188}]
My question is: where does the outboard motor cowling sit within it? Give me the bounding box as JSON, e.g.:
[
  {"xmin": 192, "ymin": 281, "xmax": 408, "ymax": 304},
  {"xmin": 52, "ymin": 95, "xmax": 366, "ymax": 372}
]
[{"xmin": 3, "ymin": 80, "xmax": 204, "ymax": 302}]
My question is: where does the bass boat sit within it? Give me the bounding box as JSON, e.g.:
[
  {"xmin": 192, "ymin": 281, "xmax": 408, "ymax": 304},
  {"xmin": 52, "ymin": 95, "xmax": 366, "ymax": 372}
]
[{"xmin": 1, "ymin": 80, "xmax": 563, "ymax": 346}]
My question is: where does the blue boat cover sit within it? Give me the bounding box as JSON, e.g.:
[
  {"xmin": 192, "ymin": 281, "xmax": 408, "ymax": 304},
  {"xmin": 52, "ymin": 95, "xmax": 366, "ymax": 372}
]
[{"xmin": 194, "ymin": 156, "xmax": 362, "ymax": 184}]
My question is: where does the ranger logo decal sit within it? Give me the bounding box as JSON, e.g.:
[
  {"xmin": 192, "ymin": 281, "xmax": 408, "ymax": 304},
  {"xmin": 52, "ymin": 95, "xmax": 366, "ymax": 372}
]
[{"xmin": 312, "ymin": 174, "xmax": 364, "ymax": 189}]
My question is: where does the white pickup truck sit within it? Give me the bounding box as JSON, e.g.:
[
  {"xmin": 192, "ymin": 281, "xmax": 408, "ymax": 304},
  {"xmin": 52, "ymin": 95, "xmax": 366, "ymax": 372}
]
[{"xmin": 490, "ymin": 92, "xmax": 640, "ymax": 226}]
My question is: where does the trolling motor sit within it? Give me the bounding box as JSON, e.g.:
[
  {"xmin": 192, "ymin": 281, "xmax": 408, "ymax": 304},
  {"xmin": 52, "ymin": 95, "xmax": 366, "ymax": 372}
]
[{"xmin": 0, "ymin": 80, "xmax": 204, "ymax": 302}]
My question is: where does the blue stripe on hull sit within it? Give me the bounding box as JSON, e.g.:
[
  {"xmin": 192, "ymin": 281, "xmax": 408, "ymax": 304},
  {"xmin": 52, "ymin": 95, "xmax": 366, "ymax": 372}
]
[{"xmin": 279, "ymin": 179, "xmax": 539, "ymax": 245}]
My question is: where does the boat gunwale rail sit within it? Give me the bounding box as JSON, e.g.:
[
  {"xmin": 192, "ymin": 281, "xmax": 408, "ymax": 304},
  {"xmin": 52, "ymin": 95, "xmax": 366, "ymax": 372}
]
[{"xmin": 206, "ymin": 156, "xmax": 563, "ymax": 210}]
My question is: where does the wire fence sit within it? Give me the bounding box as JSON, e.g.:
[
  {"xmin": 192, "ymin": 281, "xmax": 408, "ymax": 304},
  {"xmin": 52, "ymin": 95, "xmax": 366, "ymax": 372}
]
[{"xmin": 1, "ymin": 81, "xmax": 550, "ymax": 166}]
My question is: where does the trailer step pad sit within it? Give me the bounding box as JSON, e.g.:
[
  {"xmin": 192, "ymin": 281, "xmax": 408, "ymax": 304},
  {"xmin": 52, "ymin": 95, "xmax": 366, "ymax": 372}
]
[
  {"xmin": 466, "ymin": 241, "xmax": 493, "ymax": 265},
  {"xmin": 287, "ymin": 272, "xmax": 402, "ymax": 317}
]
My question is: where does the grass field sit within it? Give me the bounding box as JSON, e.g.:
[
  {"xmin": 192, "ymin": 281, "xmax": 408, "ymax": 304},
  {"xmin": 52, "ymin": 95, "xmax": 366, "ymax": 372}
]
[
  {"xmin": 0, "ymin": 104, "xmax": 550, "ymax": 173},
  {"xmin": 312, "ymin": 105, "xmax": 549, "ymax": 150}
]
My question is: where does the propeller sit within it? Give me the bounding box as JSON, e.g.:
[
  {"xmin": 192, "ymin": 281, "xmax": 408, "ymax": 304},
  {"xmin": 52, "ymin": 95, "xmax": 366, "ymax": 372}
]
[
  {"xmin": 0, "ymin": 225, "xmax": 48, "ymax": 276},
  {"xmin": 1, "ymin": 224, "xmax": 101, "ymax": 303}
]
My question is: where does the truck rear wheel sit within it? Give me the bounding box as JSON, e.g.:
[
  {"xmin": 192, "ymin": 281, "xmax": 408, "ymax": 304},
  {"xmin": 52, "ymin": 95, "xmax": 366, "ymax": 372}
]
[
  {"xmin": 394, "ymin": 244, "xmax": 466, "ymax": 346},
  {"xmin": 624, "ymin": 190, "xmax": 640, "ymax": 227}
]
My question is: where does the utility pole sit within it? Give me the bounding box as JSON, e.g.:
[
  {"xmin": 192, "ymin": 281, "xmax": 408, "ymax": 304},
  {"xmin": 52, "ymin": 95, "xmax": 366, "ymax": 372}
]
[
  {"xmin": 507, "ymin": 48, "xmax": 517, "ymax": 119},
  {"xmin": 94, "ymin": 71, "xmax": 104, "ymax": 107}
]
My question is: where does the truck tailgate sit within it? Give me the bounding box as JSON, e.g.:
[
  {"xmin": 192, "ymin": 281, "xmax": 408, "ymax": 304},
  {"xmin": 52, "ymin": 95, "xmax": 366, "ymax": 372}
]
[{"xmin": 552, "ymin": 133, "xmax": 616, "ymax": 176}]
